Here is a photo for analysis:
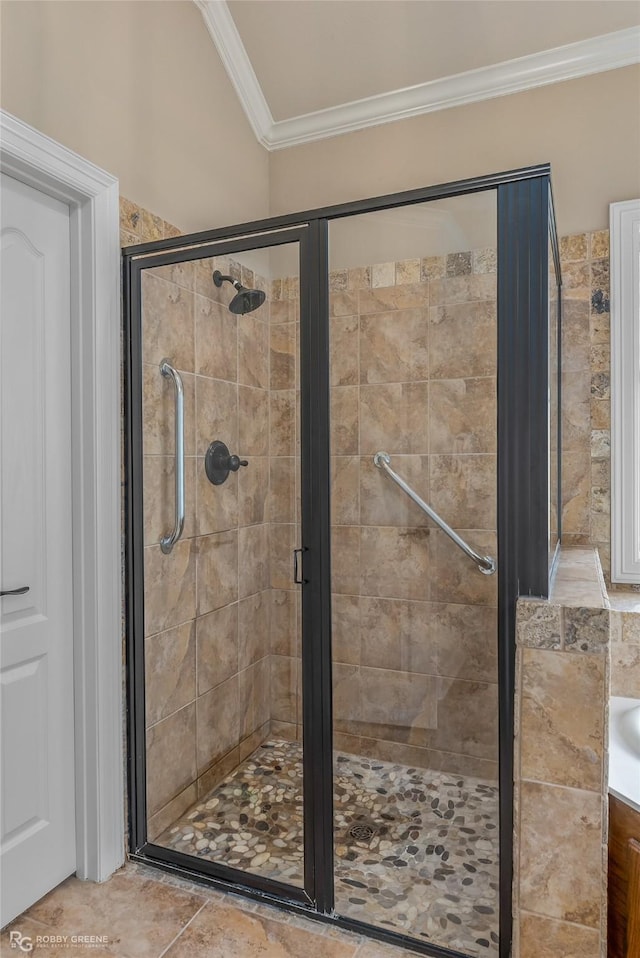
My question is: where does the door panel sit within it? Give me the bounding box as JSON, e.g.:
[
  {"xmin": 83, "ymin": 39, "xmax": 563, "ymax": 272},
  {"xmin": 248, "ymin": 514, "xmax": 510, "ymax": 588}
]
[
  {"xmin": 135, "ymin": 235, "xmax": 308, "ymax": 896},
  {"xmin": 1, "ymin": 224, "xmax": 46, "ymax": 624},
  {"xmin": 328, "ymin": 195, "xmax": 501, "ymax": 955},
  {"xmin": 1, "ymin": 174, "xmax": 76, "ymax": 925},
  {"xmin": 1, "ymin": 657, "xmax": 48, "ymax": 844}
]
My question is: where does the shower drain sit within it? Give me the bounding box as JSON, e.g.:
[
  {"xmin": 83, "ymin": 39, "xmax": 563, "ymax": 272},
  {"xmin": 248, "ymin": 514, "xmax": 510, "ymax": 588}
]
[{"xmin": 346, "ymin": 822, "xmax": 377, "ymax": 843}]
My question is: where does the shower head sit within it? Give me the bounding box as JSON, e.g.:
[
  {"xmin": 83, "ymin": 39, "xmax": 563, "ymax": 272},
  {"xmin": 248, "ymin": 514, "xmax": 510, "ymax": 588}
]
[{"xmin": 212, "ymin": 270, "xmax": 266, "ymax": 315}]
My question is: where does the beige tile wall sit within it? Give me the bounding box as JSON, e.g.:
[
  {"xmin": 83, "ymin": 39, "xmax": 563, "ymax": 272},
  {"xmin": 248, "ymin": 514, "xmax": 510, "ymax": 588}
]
[
  {"xmin": 140, "ymin": 253, "xmax": 271, "ymax": 839},
  {"xmin": 122, "ymin": 198, "xmax": 306, "ymax": 838},
  {"xmin": 609, "ymin": 595, "xmax": 640, "ymax": 696},
  {"xmin": 324, "ymin": 251, "xmax": 499, "ymax": 779},
  {"xmin": 267, "ymin": 276, "xmax": 301, "ymax": 746},
  {"xmin": 514, "ymin": 547, "xmax": 610, "ymax": 958},
  {"xmin": 558, "ymin": 229, "xmax": 635, "ymax": 595},
  {"xmin": 122, "ymin": 202, "xmax": 632, "ymax": 953}
]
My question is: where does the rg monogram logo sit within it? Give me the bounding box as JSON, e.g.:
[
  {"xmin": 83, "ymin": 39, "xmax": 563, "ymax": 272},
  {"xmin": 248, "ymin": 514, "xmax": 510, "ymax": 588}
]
[{"xmin": 9, "ymin": 931, "xmax": 33, "ymax": 952}]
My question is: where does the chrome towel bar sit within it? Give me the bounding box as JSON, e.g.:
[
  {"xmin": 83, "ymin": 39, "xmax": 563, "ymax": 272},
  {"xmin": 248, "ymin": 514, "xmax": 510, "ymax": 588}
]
[
  {"xmin": 160, "ymin": 359, "xmax": 185, "ymax": 554},
  {"xmin": 373, "ymin": 451, "xmax": 496, "ymax": 576}
]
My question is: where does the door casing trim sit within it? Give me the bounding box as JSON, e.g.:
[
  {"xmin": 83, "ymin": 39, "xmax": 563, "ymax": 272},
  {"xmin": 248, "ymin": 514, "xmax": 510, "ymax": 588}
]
[{"xmin": 0, "ymin": 109, "xmax": 124, "ymax": 881}]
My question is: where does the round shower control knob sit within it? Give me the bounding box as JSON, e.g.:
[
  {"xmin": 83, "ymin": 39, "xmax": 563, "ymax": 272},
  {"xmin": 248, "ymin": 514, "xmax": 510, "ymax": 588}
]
[
  {"xmin": 228, "ymin": 454, "xmax": 248, "ymax": 472},
  {"xmin": 205, "ymin": 440, "xmax": 248, "ymax": 485}
]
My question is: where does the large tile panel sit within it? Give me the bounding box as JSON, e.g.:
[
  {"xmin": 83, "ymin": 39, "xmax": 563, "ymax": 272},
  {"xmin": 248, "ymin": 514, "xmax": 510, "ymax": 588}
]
[
  {"xmin": 196, "ymin": 676, "xmax": 240, "ymax": 774},
  {"xmin": 144, "ymin": 539, "xmax": 196, "ymax": 636},
  {"xmin": 142, "ymin": 272, "xmax": 194, "ymax": 373},
  {"xmin": 360, "ymin": 382, "xmax": 429, "ymax": 455},
  {"xmin": 519, "ymin": 781, "xmax": 602, "ymax": 928},
  {"xmin": 429, "ymin": 377, "xmax": 496, "ymax": 455},
  {"xmin": 197, "ymin": 531, "xmax": 238, "ymax": 615},
  {"xmin": 145, "ymin": 621, "xmax": 196, "ymax": 727},
  {"xmin": 520, "ymin": 647, "xmax": 604, "ymax": 790},
  {"xmin": 147, "ymin": 703, "xmax": 197, "ymax": 816},
  {"xmin": 359, "ymin": 307, "xmax": 429, "ymax": 384},
  {"xmin": 196, "ymin": 603, "xmax": 238, "ymax": 696}
]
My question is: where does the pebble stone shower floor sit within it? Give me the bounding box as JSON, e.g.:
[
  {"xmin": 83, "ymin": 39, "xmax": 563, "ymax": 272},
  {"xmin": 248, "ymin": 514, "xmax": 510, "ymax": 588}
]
[{"xmin": 157, "ymin": 740, "xmax": 500, "ymax": 957}]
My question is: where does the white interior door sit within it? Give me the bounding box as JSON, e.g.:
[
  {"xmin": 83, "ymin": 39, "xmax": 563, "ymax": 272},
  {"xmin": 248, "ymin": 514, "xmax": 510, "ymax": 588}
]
[{"xmin": 0, "ymin": 173, "xmax": 76, "ymax": 926}]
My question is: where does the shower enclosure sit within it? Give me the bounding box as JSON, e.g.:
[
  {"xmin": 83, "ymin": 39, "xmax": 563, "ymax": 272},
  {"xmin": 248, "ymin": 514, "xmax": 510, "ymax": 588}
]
[{"xmin": 124, "ymin": 166, "xmax": 562, "ymax": 958}]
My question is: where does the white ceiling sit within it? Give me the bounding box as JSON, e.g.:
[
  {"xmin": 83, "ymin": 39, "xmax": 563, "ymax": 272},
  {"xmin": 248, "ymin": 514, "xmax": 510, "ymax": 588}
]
[
  {"xmin": 227, "ymin": 0, "xmax": 640, "ymax": 120},
  {"xmin": 196, "ymin": 0, "xmax": 640, "ymax": 149}
]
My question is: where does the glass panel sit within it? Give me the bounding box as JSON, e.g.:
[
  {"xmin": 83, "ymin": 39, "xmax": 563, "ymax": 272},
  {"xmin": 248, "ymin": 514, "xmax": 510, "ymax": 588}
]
[
  {"xmin": 328, "ymin": 193, "xmax": 500, "ymax": 955},
  {"xmin": 549, "ymin": 230, "xmax": 561, "ymax": 569},
  {"xmin": 140, "ymin": 241, "xmax": 304, "ymax": 887}
]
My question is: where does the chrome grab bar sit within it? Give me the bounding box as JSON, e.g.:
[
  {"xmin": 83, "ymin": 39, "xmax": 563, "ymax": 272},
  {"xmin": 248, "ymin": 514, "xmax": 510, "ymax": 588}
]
[
  {"xmin": 160, "ymin": 359, "xmax": 185, "ymax": 554},
  {"xmin": 373, "ymin": 452, "xmax": 496, "ymax": 576}
]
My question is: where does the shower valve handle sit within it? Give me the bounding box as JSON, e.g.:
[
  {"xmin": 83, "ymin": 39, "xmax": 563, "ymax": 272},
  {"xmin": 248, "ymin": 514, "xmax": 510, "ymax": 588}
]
[{"xmin": 205, "ymin": 440, "xmax": 248, "ymax": 485}]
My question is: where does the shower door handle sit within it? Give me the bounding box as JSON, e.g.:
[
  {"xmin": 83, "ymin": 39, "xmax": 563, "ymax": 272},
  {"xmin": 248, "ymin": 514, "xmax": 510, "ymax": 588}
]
[
  {"xmin": 159, "ymin": 359, "xmax": 185, "ymax": 554},
  {"xmin": 293, "ymin": 548, "xmax": 307, "ymax": 585}
]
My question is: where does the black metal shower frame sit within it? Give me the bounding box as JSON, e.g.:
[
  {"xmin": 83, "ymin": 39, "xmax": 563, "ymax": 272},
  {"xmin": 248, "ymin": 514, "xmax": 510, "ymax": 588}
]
[{"xmin": 123, "ymin": 164, "xmax": 561, "ymax": 958}]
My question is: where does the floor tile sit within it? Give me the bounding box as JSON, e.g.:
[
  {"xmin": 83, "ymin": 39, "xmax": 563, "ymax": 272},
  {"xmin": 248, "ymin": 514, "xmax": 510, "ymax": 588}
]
[
  {"xmin": 162, "ymin": 900, "xmax": 357, "ymax": 957},
  {"xmin": 24, "ymin": 870, "xmax": 205, "ymax": 957}
]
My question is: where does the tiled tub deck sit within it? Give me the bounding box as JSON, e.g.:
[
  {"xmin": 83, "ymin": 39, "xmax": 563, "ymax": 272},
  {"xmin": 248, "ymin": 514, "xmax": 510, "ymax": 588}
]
[{"xmin": 158, "ymin": 740, "xmax": 500, "ymax": 956}]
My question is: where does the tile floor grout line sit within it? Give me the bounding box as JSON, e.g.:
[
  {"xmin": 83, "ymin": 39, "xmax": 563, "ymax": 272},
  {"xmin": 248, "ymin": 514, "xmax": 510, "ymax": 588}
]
[{"xmin": 155, "ymin": 900, "xmax": 209, "ymax": 958}]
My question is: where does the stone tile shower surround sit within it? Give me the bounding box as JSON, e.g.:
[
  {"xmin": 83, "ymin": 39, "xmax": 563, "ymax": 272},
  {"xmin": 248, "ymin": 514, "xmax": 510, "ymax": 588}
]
[
  {"xmin": 121, "ymin": 199, "xmax": 624, "ymax": 958},
  {"xmin": 132, "ymin": 227, "xmax": 503, "ymax": 841},
  {"xmin": 122, "ymin": 200, "xmax": 305, "ymax": 841},
  {"xmin": 326, "ymin": 251, "xmax": 499, "ymax": 779},
  {"xmin": 123, "ymin": 203, "xmax": 503, "ymax": 853},
  {"xmin": 558, "ymin": 229, "xmax": 634, "ymax": 594},
  {"xmin": 514, "ymin": 547, "xmax": 610, "ymax": 958},
  {"xmin": 267, "ymin": 275, "xmax": 302, "ymax": 749},
  {"xmin": 609, "ymin": 594, "xmax": 640, "ymax": 697},
  {"xmin": 122, "ymin": 204, "xmax": 619, "ymax": 581},
  {"xmin": 140, "ymin": 254, "xmax": 272, "ymax": 840}
]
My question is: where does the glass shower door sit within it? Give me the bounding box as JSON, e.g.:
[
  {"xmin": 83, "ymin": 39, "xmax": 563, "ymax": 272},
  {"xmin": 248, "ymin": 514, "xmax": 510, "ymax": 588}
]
[
  {"xmin": 328, "ymin": 193, "xmax": 500, "ymax": 955},
  {"xmin": 125, "ymin": 169, "xmax": 559, "ymax": 958},
  {"xmin": 132, "ymin": 228, "xmax": 312, "ymax": 896}
]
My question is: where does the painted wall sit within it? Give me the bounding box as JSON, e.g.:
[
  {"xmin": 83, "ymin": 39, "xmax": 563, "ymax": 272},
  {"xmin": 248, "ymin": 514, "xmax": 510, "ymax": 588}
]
[
  {"xmin": 2, "ymin": 1, "xmax": 638, "ymax": 239},
  {"xmin": 268, "ymin": 66, "xmax": 640, "ymax": 237},
  {"xmin": 0, "ymin": 0, "xmax": 270, "ymax": 230}
]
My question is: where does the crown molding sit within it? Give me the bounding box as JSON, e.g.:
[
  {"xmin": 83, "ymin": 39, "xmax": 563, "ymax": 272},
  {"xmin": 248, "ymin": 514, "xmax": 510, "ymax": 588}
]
[
  {"xmin": 196, "ymin": 3, "xmax": 640, "ymax": 152},
  {"xmin": 195, "ymin": 0, "xmax": 274, "ymax": 147},
  {"xmin": 268, "ymin": 26, "xmax": 640, "ymax": 150}
]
